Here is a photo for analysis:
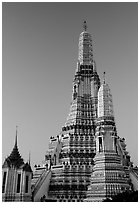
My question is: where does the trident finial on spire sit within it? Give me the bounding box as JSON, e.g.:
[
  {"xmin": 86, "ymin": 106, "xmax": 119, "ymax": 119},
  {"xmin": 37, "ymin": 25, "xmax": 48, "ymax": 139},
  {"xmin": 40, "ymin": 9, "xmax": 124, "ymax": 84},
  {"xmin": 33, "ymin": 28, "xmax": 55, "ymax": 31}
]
[
  {"xmin": 15, "ymin": 125, "xmax": 18, "ymax": 147},
  {"xmin": 83, "ymin": 20, "xmax": 87, "ymax": 31},
  {"xmin": 29, "ymin": 151, "xmax": 31, "ymax": 165},
  {"xmin": 103, "ymin": 72, "xmax": 106, "ymax": 84}
]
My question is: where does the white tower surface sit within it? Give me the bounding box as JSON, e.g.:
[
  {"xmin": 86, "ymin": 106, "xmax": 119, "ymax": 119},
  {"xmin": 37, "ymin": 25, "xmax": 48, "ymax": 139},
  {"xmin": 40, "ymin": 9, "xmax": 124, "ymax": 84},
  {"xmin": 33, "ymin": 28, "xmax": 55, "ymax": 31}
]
[{"xmin": 98, "ymin": 72, "xmax": 114, "ymax": 118}]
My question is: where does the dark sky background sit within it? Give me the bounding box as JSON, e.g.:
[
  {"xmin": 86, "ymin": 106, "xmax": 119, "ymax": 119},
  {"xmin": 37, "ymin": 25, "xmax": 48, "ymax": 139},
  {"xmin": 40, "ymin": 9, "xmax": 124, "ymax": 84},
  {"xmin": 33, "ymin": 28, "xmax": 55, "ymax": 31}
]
[{"xmin": 2, "ymin": 2, "xmax": 138, "ymax": 167}]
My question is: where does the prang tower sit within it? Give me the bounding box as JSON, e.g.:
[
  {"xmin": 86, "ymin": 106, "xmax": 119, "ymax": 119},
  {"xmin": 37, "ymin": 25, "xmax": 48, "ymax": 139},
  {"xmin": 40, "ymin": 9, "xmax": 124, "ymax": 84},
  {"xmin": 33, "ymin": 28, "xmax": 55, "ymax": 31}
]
[{"xmin": 45, "ymin": 21, "xmax": 100, "ymax": 202}]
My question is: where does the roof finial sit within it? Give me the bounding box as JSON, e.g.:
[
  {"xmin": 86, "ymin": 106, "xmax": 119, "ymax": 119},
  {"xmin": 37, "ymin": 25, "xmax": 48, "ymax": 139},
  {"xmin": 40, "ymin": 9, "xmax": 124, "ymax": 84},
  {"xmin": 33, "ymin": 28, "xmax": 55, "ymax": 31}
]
[
  {"xmin": 103, "ymin": 72, "xmax": 106, "ymax": 84},
  {"xmin": 83, "ymin": 20, "xmax": 87, "ymax": 31},
  {"xmin": 15, "ymin": 125, "xmax": 18, "ymax": 147},
  {"xmin": 29, "ymin": 151, "xmax": 31, "ymax": 165}
]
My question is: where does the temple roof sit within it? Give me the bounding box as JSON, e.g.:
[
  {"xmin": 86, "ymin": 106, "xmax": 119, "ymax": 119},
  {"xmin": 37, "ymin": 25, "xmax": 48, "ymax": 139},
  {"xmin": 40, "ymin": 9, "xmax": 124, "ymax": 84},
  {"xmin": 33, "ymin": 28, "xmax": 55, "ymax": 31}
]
[
  {"xmin": 3, "ymin": 144, "xmax": 24, "ymax": 169},
  {"xmin": 22, "ymin": 162, "xmax": 32, "ymax": 172},
  {"xmin": 2, "ymin": 129, "xmax": 31, "ymax": 171}
]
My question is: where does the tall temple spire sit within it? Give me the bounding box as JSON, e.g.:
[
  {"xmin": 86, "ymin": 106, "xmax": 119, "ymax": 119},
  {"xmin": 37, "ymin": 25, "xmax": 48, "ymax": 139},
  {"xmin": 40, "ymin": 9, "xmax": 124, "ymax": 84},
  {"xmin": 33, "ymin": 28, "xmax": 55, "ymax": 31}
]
[
  {"xmin": 46, "ymin": 22, "xmax": 101, "ymax": 202},
  {"xmin": 65, "ymin": 22, "xmax": 100, "ymax": 127}
]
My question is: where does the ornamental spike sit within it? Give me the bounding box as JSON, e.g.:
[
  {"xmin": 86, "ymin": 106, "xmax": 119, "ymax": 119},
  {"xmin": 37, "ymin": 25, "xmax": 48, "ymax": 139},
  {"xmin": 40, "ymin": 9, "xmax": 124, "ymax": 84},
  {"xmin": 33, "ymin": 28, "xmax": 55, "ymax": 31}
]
[
  {"xmin": 103, "ymin": 71, "xmax": 106, "ymax": 84},
  {"xmin": 83, "ymin": 20, "xmax": 87, "ymax": 31},
  {"xmin": 29, "ymin": 151, "xmax": 31, "ymax": 165},
  {"xmin": 15, "ymin": 125, "xmax": 18, "ymax": 147}
]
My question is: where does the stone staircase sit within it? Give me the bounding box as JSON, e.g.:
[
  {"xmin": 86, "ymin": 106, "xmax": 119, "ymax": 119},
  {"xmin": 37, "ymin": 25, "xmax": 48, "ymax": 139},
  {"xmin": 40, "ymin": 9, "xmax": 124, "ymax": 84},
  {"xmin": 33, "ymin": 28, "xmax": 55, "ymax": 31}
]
[
  {"xmin": 31, "ymin": 166, "xmax": 52, "ymax": 201},
  {"xmin": 31, "ymin": 166, "xmax": 46, "ymax": 189}
]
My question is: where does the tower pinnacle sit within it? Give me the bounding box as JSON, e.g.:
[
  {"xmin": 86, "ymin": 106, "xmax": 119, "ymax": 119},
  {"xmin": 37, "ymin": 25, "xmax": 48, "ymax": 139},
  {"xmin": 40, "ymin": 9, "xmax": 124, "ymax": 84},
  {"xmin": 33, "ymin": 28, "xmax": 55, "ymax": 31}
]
[
  {"xmin": 103, "ymin": 71, "xmax": 106, "ymax": 84},
  {"xmin": 28, "ymin": 151, "xmax": 31, "ymax": 165},
  {"xmin": 78, "ymin": 21, "xmax": 93, "ymax": 65},
  {"xmin": 97, "ymin": 74, "xmax": 114, "ymax": 118},
  {"xmin": 15, "ymin": 126, "xmax": 18, "ymax": 147},
  {"xmin": 83, "ymin": 20, "xmax": 87, "ymax": 31}
]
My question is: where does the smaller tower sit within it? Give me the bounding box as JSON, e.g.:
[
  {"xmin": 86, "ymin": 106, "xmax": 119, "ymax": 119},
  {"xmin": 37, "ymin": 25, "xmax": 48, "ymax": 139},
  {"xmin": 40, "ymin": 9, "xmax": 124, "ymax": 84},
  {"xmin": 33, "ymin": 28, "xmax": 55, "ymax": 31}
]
[
  {"xmin": 2, "ymin": 128, "xmax": 32, "ymax": 202},
  {"xmin": 85, "ymin": 73, "xmax": 130, "ymax": 201}
]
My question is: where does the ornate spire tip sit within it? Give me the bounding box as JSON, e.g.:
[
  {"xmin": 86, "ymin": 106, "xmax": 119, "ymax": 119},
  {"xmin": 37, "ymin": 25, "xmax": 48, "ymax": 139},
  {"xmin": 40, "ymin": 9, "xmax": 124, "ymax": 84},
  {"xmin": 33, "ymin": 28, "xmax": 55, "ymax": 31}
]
[
  {"xmin": 83, "ymin": 20, "xmax": 87, "ymax": 31},
  {"xmin": 29, "ymin": 151, "xmax": 31, "ymax": 165},
  {"xmin": 15, "ymin": 126, "xmax": 18, "ymax": 147},
  {"xmin": 103, "ymin": 72, "xmax": 106, "ymax": 84}
]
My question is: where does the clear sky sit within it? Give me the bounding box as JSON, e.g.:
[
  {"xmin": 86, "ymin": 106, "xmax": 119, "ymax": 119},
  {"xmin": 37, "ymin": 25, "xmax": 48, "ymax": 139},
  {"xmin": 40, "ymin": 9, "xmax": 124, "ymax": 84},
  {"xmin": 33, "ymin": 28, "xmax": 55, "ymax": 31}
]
[{"xmin": 2, "ymin": 2, "xmax": 138, "ymax": 167}]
